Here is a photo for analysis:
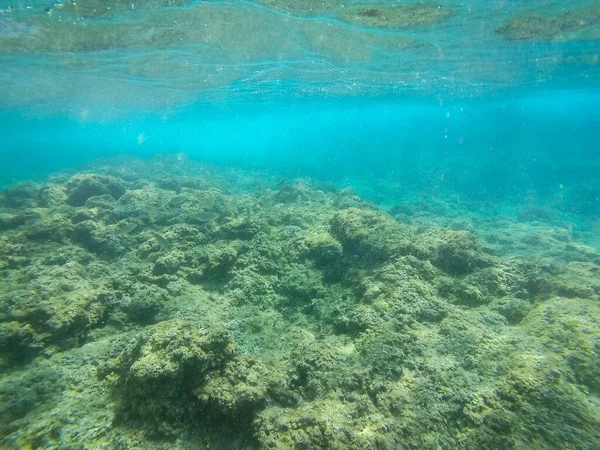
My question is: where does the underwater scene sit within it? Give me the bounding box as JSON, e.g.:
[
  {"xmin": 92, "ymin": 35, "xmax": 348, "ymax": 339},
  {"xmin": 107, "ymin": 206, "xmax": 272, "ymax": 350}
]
[{"xmin": 1, "ymin": 0, "xmax": 600, "ymax": 449}]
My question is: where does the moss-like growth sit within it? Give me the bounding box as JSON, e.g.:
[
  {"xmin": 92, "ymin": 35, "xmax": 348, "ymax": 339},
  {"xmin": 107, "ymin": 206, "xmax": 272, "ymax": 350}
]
[
  {"xmin": 330, "ymin": 208, "xmax": 423, "ymax": 264},
  {"xmin": 0, "ymin": 321, "xmax": 44, "ymax": 363},
  {"xmin": 184, "ymin": 241, "xmax": 239, "ymax": 283},
  {"xmin": 277, "ymin": 263, "xmax": 324, "ymax": 308},
  {"xmin": 0, "ymin": 181, "xmax": 41, "ymax": 209},
  {"xmin": 24, "ymin": 215, "xmax": 73, "ymax": 243},
  {"xmin": 153, "ymin": 250, "xmax": 185, "ymax": 276},
  {"xmin": 0, "ymin": 362, "xmax": 65, "ymax": 436},
  {"xmin": 0, "ymin": 274, "xmax": 106, "ymax": 358},
  {"xmin": 219, "ymin": 217, "xmax": 268, "ymax": 240},
  {"xmin": 0, "ymin": 210, "xmax": 40, "ymax": 231},
  {"xmin": 72, "ymin": 220, "xmax": 129, "ymax": 257},
  {"xmin": 489, "ymin": 297, "xmax": 533, "ymax": 324},
  {"xmin": 66, "ymin": 174, "xmax": 126, "ymax": 207},
  {"xmin": 110, "ymin": 319, "xmax": 235, "ymax": 430},
  {"xmin": 117, "ymin": 284, "xmax": 168, "ymax": 324},
  {"xmin": 431, "ymin": 230, "xmax": 488, "ymax": 275},
  {"xmin": 196, "ymin": 356, "xmax": 282, "ymax": 420},
  {"xmin": 37, "ymin": 184, "xmax": 68, "ymax": 208},
  {"xmin": 302, "ymin": 232, "xmax": 343, "ymax": 267}
]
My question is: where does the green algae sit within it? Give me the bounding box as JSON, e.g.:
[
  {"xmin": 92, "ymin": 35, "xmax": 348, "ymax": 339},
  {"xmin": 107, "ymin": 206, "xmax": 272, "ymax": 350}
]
[{"xmin": 0, "ymin": 156, "xmax": 599, "ymax": 449}]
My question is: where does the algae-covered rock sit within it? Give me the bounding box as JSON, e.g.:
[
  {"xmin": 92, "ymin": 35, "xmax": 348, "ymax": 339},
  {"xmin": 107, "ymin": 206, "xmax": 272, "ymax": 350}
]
[
  {"xmin": 431, "ymin": 230, "xmax": 488, "ymax": 275},
  {"xmin": 330, "ymin": 208, "xmax": 423, "ymax": 264},
  {"xmin": 521, "ymin": 297, "xmax": 600, "ymax": 397},
  {"xmin": 272, "ymin": 183, "xmax": 307, "ymax": 204},
  {"xmin": 66, "ymin": 174, "xmax": 126, "ymax": 207},
  {"xmin": 534, "ymin": 260, "xmax": 600, "ymax": 300},
  {"xmin": 184, "ymin": 241, "xmax": 238, "ymax": 283},
  {"xmin": 110, "ymin": 319, "xmax": 235, "ymax": 430},
  {"xmin": 0, "ymin": 362, "xmax": 65, "ymax": 436},
  {"xmin": 24, "ymin": 214, "xmax": 73, "ymax": 243},
  {"xmin": 121, "ymin": 319, "xmax": 233, "ymax": 383},
  {"xmin": 256, "ymin": 400, "xmax": 359, "ymax": 449},
  {"xmin": 153, "ymin": 250, "xmax": 185, "ymax": 276},
  {"xmin": 219, "ymin": 216, "xmax": 268, "ymax": 240},
  {"xmin": 1, "ymin": 157, "xmax": 599, "ymax": 449},
  {"xmin": 83, "ymin": 193, "xmax": 117, "ymax": 210},
  {"xmin": 490, "ymin": 297, "xmax": 533, "ymax": 324},
  {"xmin": 0, "ymin": 181, "xmax": 41, "ymax": 209},
  {"xmin": 108, "ymin": 188, "xmax": 158, "ymax": 223},
  {"xmin": 332, "ymin": 187, "xmax": 370, "ymax": 210},
  {"xmin": 1, "ymin": 276, "xmax": 106, "ymax": 354},
  {"xmin": 0, "ymin": 210, "xmax": 40, "ymax": 231},
  {"xmin": 277, "ymin": 263, "xmax": 324, "ymax": 307},
  {"xmin": 0, "ymin": 321, "xmax": 44, "ymax": 363},
  {"xmin": 37, "ymin": 184, "xmax": 68, "ymax": 207},
  {"xmin": 438, "ymin": 278, "xmax": 488, "ymax": 306},
  {"xmin": 302, "ymin": 232, "xmax": 343, "ymax": 268},
  {"xmin": 196, "ymin": 356, "xmax": 280, "ymax": 419},
  {"xmin": 72, "ymin": 220, "xmax": 129, "ymax": 257},
  {"xmin": 226, "ymin": 266, "xmax": 279, "ymax": 307},
  {"xmin": 119, "ymin": 284, "xmax": 168, "ymax": 324}
]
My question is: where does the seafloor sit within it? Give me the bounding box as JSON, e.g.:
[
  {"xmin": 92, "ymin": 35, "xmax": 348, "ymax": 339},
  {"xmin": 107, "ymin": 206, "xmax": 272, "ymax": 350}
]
[{"xmin": 1, "ymin": 155, "xmax": 599, "ymax": 449}]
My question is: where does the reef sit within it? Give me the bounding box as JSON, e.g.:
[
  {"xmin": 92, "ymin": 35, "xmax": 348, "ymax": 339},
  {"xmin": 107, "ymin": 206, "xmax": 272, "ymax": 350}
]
[{"xmin": 0, "ymin": 155, "xmax": 599, "ymax": 449}]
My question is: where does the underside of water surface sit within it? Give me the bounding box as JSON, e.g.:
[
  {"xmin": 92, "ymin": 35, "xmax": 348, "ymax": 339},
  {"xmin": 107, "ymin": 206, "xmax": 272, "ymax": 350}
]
[{"xmin": 1, "ymin": 1, "xmax": 599, "ymax": 449}]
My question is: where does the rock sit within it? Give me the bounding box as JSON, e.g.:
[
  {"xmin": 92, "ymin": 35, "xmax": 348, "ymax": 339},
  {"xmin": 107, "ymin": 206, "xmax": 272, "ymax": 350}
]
[
  {"xmin": 109, "ymin": 319, "xmax": 235, "ymax": 429},
  {"xmin": 37, "ymin": 184, "xmax": 67, "ymax": 207},
  {"xmin": 153, "ymin": 251, "xmax": 185, "ymax": 276},
  {"xmin": 0, "ymin": 182, "xmax": 40, "ymax": 208},
  {"xmin": 219, "ymin": 217, "xmax": 268, "ymax": 240},
  {"xmin": 120, "ymin": 319, "xmax": 234, "ymax": 384},
  {"xmin": 196, "ymin": 356, "xmax": 276, "ymax": 418},
  {"xmin": 330, "ymin": 208, "xmax": 423, "ymax": 264},
  {"xmin": 490, "ymin": 297, "xmax": 533, "ymax": 325},
  {"xmin": 432, "ymin": 230, "xmax": 488, "ymax": 275},
  {"xmin": 72, "ymin": 220, "xmax": 128, "ymax": 257},
  {"xmin": 66, "ymin": 174, "xmax": 126, "ymax": 207},
  {"xmin": 83, "ymin": 194, "xmax": 116, "ymax": 209},
  {"xmin": 303, "ymin": 232, "xmax": 343, "ymax": 267},
  {"xmin": 0, "ymin": 211, "xmax": 40, "ymax": 231}
]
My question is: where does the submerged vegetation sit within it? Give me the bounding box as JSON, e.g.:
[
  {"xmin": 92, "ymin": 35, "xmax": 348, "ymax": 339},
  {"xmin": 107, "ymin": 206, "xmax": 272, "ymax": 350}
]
[{"xmin": 0, "ymin": 155, "xmax": 599, "ymax": 448}]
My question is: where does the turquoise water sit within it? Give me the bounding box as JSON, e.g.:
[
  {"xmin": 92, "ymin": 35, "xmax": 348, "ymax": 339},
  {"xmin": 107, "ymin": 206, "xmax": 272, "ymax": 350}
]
[
  {"xmin": 3, "ymin": 91, "xmax": 600, "ymax": 215},
  {"xmin": 1, "ymin": 1, "xmax": 600, "ymax": 449},
  {"xmin": 1, "ymin": 0, "xmax": 599, "ymax": 202}
]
